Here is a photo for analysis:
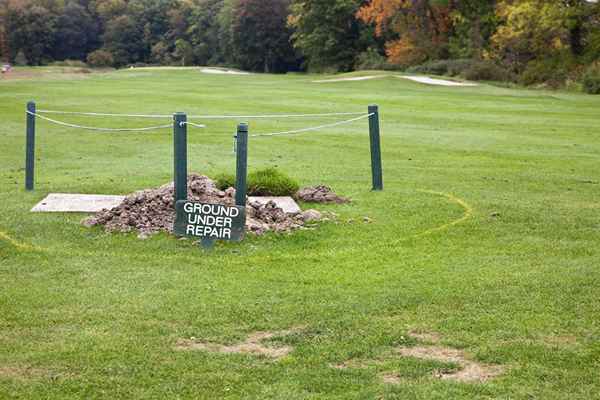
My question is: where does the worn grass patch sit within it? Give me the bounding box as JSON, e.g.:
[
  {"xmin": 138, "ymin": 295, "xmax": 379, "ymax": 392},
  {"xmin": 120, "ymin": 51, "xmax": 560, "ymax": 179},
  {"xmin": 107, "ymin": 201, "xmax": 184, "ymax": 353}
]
[
  {"xmin": 395, "ymin": 345, "xmax": 505, "ymax": 383},
  {"xmin": 175, "ymin": 327, "xmax": 304, "ymax": 359}
]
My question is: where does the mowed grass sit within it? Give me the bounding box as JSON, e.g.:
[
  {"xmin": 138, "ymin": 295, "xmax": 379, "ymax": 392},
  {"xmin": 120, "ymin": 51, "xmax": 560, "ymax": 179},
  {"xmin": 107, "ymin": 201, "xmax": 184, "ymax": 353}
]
[{"xmin": 1, "ymin": 67, "xmax": 600, "ymax": 399}]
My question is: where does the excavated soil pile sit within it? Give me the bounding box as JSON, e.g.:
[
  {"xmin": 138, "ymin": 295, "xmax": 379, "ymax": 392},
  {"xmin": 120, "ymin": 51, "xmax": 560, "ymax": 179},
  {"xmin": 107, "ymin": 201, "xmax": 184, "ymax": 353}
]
[
  {"xmin": 83, "ymin": 174, "xmax": 316, "ymax": 237},
  {"xmin": 296, "ymin": 185, "xmax": 349, "ymax": 204}
]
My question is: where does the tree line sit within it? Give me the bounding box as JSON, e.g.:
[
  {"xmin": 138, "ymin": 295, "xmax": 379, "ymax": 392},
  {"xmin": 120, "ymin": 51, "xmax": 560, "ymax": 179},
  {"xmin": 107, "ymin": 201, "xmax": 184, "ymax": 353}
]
[{"xmin": 0, "ymin": 0, "xmax": 599, "ymax": 89}]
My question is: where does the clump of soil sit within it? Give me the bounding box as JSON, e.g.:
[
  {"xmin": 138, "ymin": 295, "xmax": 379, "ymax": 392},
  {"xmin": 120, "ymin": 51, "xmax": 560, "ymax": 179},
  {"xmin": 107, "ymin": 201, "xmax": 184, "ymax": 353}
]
[
  {"xmin": 175, "ymin": 328, "xmax": 302, "ymax": 359},
  {"xmin": 295, "ymin": 185, "xmax": 349, "ymax": 204},
  {"xmin": 83, "ymin": 174, "xmax": 320, "ymax": 237}
]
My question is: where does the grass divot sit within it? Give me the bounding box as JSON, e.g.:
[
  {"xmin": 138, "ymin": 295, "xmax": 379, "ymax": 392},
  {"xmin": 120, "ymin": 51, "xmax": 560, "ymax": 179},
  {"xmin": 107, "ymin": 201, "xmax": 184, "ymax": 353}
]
[{"xmin": 175, "ymin": 328, "xmax": 303, "ymax": 359}]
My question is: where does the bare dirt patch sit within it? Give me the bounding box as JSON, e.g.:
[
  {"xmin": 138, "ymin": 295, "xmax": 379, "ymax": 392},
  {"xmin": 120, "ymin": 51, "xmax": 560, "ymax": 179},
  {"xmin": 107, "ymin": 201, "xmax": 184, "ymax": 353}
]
[
  {"xmin": 332, "ymin": 331, "xmax": 505, "ymax": 384},
  {"xmin": 0, "ymin": 67, "xmax": 96, "ymax": 82},
  {"xmin": 543, "ymin": 335, "xmax": 579, "ymax": 347},
  {"xmin": 175, "ymin": 328, "xmax": 302, "ymax": 359},
  {"xmin": 0, "ymin": 366, "xmax": 49, "ymax": 381},
  {"xmin": 83, "ymin": 174, "xmax": 324, "ymax": 237},
  {"xmin": 381, "ymin": 373, "xmax": 404, "ymax": 384},
  {"xmin": 395, "ymin": 346, "xmax": 504, "ymax": 383}
]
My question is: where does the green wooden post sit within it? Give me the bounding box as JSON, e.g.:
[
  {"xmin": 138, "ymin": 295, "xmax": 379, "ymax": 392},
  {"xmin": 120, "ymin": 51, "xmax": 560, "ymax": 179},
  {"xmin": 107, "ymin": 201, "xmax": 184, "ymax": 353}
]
[
  {"xmin": 25, "ymin": 101, "xmax": 36, "ymax": 191},
  {"xmin": 368, "ymin": 104, "xmax": 383, "ymax": 191},
  {"xmin": 235, "ymin": 123, "xmax": 248, "ymax": 207},
  {"xmin": 173, "ymin": 112, "xmax": 188, "ymax": 203}
]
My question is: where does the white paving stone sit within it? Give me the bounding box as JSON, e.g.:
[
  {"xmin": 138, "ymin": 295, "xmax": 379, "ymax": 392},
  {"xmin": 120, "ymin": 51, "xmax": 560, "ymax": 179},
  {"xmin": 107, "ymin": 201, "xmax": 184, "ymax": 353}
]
[{"xmin": 31, "ymin": 193, "xmax": 125, "ymax": 213}]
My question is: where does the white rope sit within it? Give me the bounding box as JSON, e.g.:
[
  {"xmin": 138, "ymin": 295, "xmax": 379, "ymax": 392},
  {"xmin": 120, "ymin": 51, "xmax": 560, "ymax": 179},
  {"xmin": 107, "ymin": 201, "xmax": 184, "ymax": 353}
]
[
  {"xmin": 36, "ymin": 110, "xmax": 172, "ymax": 119},
  {"xmin": 179, "ymin": 121, "xmax": 206, "ymax": 129},
  {"xmin": 188, "ymin": 112, "xmax": 368, "ymax": 120},
  {"xmin": 36, "ymin": 109, "xmax": 368, "ymax": 120},
  {"xmin": 250, "ymin": 113, "xmax": 374, "ymax": 138},
  {"xmin": 27, "ymin": 111, "xmax": 172, "ymax": 132}
]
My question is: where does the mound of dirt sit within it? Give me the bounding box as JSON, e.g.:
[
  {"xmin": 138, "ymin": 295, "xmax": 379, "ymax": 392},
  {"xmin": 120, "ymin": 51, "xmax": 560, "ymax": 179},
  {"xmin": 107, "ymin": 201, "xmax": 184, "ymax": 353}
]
[
  {"xmin": 295, "ymin": 185, "xmax": 349, "ymax": 204},
  {"xmin": 83, "ymin": 174, "xmax": 318, "ymax": 237}
]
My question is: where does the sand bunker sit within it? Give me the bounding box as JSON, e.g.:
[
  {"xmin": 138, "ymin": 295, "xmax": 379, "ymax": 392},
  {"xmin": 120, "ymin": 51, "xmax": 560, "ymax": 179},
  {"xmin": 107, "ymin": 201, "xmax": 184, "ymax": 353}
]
[
  {"xmin": 83, "ymin": 174, "xmax": 323, "ymax": 237},
  {"xmin": 200, "ymin": 67, "xmax": 249, "ymax": 75},
  {"xmin": 313, "ymin": 76, "xmax": 385, "ymax": 83},
  {"xmin": 175, "ymin": 328, "xmax": 302, "ymax": 359},
  {"xmin": 397, "ymin": 75, "xmax": 478, "ymax": 87},
  {"xmin": 312, "ymin": 74, "xmax": 477, "ymax": 87}
]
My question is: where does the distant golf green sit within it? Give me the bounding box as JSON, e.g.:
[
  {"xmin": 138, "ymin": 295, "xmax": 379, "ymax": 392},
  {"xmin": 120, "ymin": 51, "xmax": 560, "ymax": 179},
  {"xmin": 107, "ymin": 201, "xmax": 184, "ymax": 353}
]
[{"xmin": 1, "ymin": 67, "xmax": 599, "ymax": 399}]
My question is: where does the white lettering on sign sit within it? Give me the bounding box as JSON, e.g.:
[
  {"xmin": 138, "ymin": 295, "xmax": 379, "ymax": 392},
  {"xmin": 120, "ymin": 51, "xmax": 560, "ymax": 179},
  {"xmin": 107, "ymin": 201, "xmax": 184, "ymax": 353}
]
[
  {"xmin": 176, "ymin": 201, "xmax": 243, "ymax": 240},
  {"xmin": 183, "ymin": 202, "xmax": 240, "ymax": 218},
  {"xmin": 187, "ymin": 213, "xmax": 233, "ymax": 228},
  {"xmin": 185, "ymin": 224, "xmax": 232, "ymax": 239}
]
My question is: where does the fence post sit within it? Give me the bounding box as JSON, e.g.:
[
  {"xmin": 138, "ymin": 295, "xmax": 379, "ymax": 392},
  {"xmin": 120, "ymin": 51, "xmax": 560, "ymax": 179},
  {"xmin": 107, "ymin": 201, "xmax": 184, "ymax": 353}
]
[
  {"xmin": 235, "ymin": 123, "xmax": 248, "ymax": 207},
  {"xmin": 173, "ymin": 112, "xmax": 187, "ymax": 204},
  {"xmin": 25, "ymin": 101, "xmax": 36, "ymax": 191},
  {"xmin": 368, "ymin": 104, "xmax": 383, "ymax": 191}
]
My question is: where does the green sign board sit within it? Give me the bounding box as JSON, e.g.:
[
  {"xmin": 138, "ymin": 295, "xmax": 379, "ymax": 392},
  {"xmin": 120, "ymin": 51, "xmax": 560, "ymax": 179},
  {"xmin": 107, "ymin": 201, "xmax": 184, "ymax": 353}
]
[{"xmin": 174, "ymin": 200, "xmax": 246, "ymax": 241}]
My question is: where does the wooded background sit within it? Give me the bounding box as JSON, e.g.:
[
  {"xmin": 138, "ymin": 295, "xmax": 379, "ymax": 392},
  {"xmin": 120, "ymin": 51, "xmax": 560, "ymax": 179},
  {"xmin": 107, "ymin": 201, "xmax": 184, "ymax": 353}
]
[{"xmin": 1, "ymin": 0, "xmax": 599, "ymax": 90}]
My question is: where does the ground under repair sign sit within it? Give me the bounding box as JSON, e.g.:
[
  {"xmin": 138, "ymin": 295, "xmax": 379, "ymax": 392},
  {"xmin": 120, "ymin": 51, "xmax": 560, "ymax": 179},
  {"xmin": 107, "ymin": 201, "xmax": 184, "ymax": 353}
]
[{"xmin": 174, "ymin": 201, "xmax": 246, "ymax": 241}]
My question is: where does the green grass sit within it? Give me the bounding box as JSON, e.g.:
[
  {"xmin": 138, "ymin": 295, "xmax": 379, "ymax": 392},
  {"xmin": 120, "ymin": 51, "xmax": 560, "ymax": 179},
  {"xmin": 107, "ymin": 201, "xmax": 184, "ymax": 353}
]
[
  {"xmin": 214, "ymin": 167, "xmax": 299, "ymax": 196},
  {"xmin": 1, "ymin": 67, "xmax": 600, "ymax": 399}
]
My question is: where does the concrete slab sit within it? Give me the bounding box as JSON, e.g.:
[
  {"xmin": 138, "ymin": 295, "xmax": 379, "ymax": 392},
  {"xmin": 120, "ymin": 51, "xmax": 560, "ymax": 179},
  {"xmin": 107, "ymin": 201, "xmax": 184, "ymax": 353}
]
[
  {"xmin": 31, "ymin": 193, "xmax": 126, "ymax": 213},
  {"xmin": 248, "ymin": 196, "xmax": 301, "ymax": 214}
]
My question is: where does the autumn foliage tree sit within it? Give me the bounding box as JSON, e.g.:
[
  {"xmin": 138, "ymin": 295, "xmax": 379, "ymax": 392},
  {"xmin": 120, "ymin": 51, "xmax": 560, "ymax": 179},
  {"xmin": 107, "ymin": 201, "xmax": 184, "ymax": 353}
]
[
  {"xmin": 357, "ymin": 0, "xmax": 454, "ymax": 66},
  {"xmin": 489, "ymin": 0, "xmax": 599, "ymax": 83}
]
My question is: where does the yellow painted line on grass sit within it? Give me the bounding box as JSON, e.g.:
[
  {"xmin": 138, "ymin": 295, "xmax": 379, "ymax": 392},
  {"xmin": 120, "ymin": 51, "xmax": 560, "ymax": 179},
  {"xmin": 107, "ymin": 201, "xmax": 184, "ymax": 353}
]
[
  {"xmin": 0, "ymin": 229, "xmax": 41, "ymax": 252},
  {"xmin": 411, "ymin": 190, "xmax": 474, "ymax": 239}
]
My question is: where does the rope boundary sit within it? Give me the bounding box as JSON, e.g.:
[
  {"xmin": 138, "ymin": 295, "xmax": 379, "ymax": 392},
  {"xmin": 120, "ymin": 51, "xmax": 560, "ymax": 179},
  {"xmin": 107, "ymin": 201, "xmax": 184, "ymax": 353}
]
[
  {"xmin": 180, "ymin": 121, "xmax": 207, "ymax": 129},
  {"xmin": 27, "ymin": 111, "xmax": 172, "ymax": 132},
  {"xmin": 250, "ymin": 113, "xmax": 374, "ymax": 137},
  {"xmin": 35, "ymin": 109, "xmax": 368, "ymax": 120}
]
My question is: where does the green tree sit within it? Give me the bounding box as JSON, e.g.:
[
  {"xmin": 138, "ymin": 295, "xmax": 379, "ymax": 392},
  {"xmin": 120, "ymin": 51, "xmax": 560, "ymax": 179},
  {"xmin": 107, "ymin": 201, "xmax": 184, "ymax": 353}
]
[
  {"xmin": 185, "ymin": 0, "xmax": 223, "ymax": 65},
  {"xmin": 231, "ymin": 0, "xmax": 298, "ymax": 72},
  {"xmin": 449, "ymin": 0, "xmax": 497, "ymax": 59},
  {"xmin": 490, "ymin": 0, "xmax": 599, "ymax": 72},
  {"xmin": 102, "ymin": 14, "xmax": 145, "ymax": 66},
  {"xmin": 173, "ymin": 38, "xmax": 193, "ymax": 66},
  {"xmin": 289, "ymin": 0, "xmax": 364, "ymax": 72},
  {"xmin": 0, "ymin": 1, "xmax": 9, "ymax": 62},
  {"xmin": 6, "ymin": 4, "xmax": 57, "ymax": 65},
  {"xmin": 53, "ymin": 2, "xmax": 100, "ymax": 61}
]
